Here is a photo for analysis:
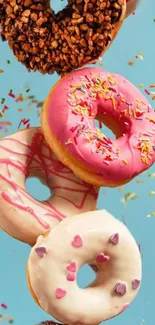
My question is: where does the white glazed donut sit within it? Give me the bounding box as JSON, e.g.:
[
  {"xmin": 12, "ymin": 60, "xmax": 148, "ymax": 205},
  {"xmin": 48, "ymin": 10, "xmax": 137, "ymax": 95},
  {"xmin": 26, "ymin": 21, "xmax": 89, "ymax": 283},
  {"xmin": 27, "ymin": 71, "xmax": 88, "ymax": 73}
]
[
  {"xmin": 27, "ymin": 209, "xmax": 142, "ymax": 325},
  {"xmin": 126, "ymin": 0, "xmax": 139, "ymax": 17},
  {"xmin": 0, "ymin": 127, "xmax": 98, "ymax": 245}
]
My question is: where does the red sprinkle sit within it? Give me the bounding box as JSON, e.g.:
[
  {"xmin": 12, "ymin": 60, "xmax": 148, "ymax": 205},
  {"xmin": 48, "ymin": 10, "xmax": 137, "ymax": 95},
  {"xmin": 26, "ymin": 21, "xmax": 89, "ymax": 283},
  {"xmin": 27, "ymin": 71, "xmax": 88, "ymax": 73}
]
[
  {"xmin": 1, "ymin": 303, "xmax": 7, "ymax": 309},
  {"xmin": 70, "ymin": 125, "xmax": 79, "ymax": 133},
  {"xmin": 8, "ymin": 92, "xmax": 15, "ymax": 98},
  {"xmin": 74, "ymin": 136, "xmax": 77, "ymax": 145},
  {"xmin": 18, "ymin": 118, "xmax": 30, "ymax": 129},
  {"xmin": 144, "ymin": 89, "xmax": 150, "ymax": 95},
  {"xmin": 2, "ymin": 105, "xmax": 9, "ymax": 113}
]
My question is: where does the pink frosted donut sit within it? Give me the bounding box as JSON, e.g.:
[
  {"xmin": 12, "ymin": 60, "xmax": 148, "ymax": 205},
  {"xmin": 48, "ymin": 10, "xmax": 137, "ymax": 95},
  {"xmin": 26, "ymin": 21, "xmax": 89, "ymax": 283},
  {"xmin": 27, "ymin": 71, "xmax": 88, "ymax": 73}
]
[
  {"xmin": 42, "ymin": 67, "xmax": 155, "ymax": 187},
  {"xmin": 126, "ymin": 0, "xmax": 139, "ymax": 17},
  {"xmin": 27, "ymin": 209, "xmax": 142, "ymax": 325},
  {"xmin": 0, "ymin": 127, "xmax": 98, "ymax": 245}
]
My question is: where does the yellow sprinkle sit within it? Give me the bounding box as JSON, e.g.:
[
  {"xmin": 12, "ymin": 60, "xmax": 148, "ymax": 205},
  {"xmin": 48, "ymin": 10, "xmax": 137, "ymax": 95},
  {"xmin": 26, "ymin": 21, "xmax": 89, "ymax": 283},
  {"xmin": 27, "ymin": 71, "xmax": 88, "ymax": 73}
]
[
  {"xmin": 105, "ymin": 96, "xmax": 111, "ymax": 100},
  {"xmin": 141, "ymin": 100, "xmax": 147, "ymax": 106},
  {"xmin": 74, "ymin": 92, "xmax": 78, "ymax": 99},
  {"xmin": 152, "ymin": 212, "xmax": 155, "ymax": 216},
  {"xmin": 140, "ymin": 52, "xmax": 143, "ymax": 55},
  {"xmin": 122, "ymin": 159, "xmax": 128, "ymax": 164},
  {"xmin": 0, "ymin": 133, "xmax": 3, "ymax": 137},
  {"xmin": 117, "ymin": 148, "xmax": 120, "ymax": 157},
  {"xmin": 111, "ymin": 96, "xmax": 116, "ymax": 110},
  {"xmin": 75, "ymin": 84, "xmax": 84, "ymax": 88},
  {"xmin": 149, "ymin": 191, "xmax": 155, "ymax": 196},
  {"xmin": 139, "ymin": 84, "xmax": 143, "ymax": 88},
  {"xmin": 121, "ymin": 98, "xmax": 126, "ymax": 103},
  {"xmin": 71, "ymin": 87, "xmax": 77, "ymax": 93},
  {"xmin": 133, "ymin": 110, "xmax": 136, "ymax": 118}
]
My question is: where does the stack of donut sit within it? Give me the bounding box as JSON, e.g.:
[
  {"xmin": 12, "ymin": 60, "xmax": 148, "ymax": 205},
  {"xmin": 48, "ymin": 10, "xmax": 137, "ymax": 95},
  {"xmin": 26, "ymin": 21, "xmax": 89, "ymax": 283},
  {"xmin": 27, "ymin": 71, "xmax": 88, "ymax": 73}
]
[
  {"xmin": 1, "ymin": 66, "xmax": 154, "ymax": 325},
  {"xmin": 0, "ymin": 1, "xmax": 150, "ymax": 325}
]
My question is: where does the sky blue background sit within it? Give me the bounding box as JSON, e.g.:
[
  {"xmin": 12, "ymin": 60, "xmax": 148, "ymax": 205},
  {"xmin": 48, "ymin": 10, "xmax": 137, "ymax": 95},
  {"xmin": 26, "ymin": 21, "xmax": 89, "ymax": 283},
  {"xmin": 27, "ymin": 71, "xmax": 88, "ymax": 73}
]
[{"xmin": 0, "ymin": 1, "xmax": 154, "ymax": 324}]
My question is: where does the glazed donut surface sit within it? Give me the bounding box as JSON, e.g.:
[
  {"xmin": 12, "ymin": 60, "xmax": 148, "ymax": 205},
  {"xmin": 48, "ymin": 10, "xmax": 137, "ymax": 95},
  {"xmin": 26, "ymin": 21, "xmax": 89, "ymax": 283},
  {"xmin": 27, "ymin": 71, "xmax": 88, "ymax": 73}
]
[{"xmin": 27, "ymin": 209, "xmax": 142, "ymax": 325}]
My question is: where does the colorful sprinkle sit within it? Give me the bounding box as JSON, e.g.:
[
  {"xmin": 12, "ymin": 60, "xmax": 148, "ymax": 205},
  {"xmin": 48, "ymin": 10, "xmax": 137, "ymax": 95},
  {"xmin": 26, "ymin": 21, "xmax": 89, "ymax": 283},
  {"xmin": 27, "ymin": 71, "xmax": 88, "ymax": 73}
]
[
  {"xmin": 72, "ymin": 235, "xmax": 83, "ymax": 248},
  {"xmin": 1, "ymin": 304, "xmax": 7, "ymax": 309},
  {"xmin": 132, "ymin": 279, "xmax": 140, "ymax": 290},
  {"xmin": 55, "ymin": 288, "xmax": 67, "ymax": 299},
  {"xmin": 96, "ymin": 253, "xmax": 109, "ymax": 263},
  {"xmin": 35, "ymin": 247, "xmax": 47, "ymax": 257},
  {"xmin": 110, "ymin": 233, "xmax": 119, "ymax": 245},
  {"xmin": 66, "ymin": 273, "xmax": 76, "ymax": 281},
  {"xmin": 66, "ymin": 261, "xmax": 77, "ymax": 272},
  {"xmin": 114, "ymin": 283, "xmax": 127, "ymax": 296}
]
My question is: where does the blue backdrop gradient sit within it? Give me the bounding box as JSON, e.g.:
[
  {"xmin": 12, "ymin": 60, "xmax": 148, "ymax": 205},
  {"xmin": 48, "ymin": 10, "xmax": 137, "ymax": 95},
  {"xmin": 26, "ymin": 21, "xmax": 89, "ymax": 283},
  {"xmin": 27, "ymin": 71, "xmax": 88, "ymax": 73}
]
[{"xmin": 0, "ymin": 1, "xmax": 154, "ymax": 324}]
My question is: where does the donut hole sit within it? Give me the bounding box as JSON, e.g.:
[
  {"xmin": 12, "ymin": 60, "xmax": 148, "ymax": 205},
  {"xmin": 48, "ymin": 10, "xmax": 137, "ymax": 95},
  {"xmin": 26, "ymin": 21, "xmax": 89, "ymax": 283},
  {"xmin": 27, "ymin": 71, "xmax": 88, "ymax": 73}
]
[
  {"xmin": 95, "ymin": 113, "xmax": 132, "ymax": 140},
  {"xmin": 50, "ymin": 0, "xmax": 68, "ymax": 14},
  {"xmin": 25, "ymin": 177, "xmax": 51, "ymax": 201},
  {"xmin": 95, "ymin": 119, "xmax": 116, "ymax": 139},
  {"xmin": 77, "ymin": 265, "xmax": 96, "ymax": 289}
]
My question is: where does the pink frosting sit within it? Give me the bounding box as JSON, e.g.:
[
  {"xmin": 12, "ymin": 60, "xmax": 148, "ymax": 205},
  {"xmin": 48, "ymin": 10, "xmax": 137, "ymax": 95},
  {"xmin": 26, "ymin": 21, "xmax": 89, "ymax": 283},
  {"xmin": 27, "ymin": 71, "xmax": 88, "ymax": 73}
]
[{"xmin": 46, "ymin": 67, "xmax": 155, "ymax": 184}]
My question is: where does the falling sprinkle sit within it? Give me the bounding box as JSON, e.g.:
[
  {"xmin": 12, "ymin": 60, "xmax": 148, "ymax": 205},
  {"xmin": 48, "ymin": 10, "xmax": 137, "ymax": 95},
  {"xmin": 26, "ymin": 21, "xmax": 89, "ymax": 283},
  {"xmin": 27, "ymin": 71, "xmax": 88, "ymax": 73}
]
[
  {"xmin": 136, "ymin": 179, "xmax": 144, "ymax": 184},
  {"xmin": 0, "ymin": 98, "xmax": 5, "ymax": 104},
  {"xmin": 148, "ymin": 191, "xmax": 155, "ymax": 196},
  {"xmin": 135, "ymin": 52, "xmax": 144, "ymax": 60},
  {"xmin": 1, "ymin": 304, "xmax": 7, "ymax": 309},
  {"xmin": 148, "ymin": 172, "xmax": 155, "ymax": 178},
  {"xmin": 128, "ymin": 60, "xmax": 134, "ymax": 66},
  {"xmin": 0, "ymin": 314, "xmax": 14, "ymax": 323},
  {"xmin": 144, "ymin": 89, "xmax": 150, "ymax": 96},
  {"xmin": 121, "ymin": 192, "xmax": 138, "ymax": 205},
  {"xmin": 118, "ymin": 186, "xmax": 125, "ymax": 192}
]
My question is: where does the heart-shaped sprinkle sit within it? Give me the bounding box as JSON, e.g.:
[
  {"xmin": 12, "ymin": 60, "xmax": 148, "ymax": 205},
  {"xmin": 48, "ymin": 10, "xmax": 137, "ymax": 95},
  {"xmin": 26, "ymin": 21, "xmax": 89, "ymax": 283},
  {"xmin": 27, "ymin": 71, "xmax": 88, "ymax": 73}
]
[
  {"xmin": 110, "ymin": 233, "xmax": 119, "ymax": 245},
  {"xmin": 35, "ymin": 246, "xmax": 46, "ymax": 257},
  {"xmin": 96, "ymin": 253, "xmax": 109, "ymax": 263},
  {"xmin": 114, "ymin": 283, "xmax": 126, "ymax": 296},
  {"xmin": 72, "ymin": 235, "xmax": 83, "ymax": 248},
  {"xmin": 132, "ymin": 279, "xmax": 140, "ymax": 290},
  {"xmin": 67, "ymin": 261, "xmax": 76, "ymax": 273},
  {"xmin": 122, "ymin": 303, "xmax": 129, "ymax": 312},
  {"xmin": 56, "ymin": 288, "xmax": 67, "ymax": 299},
  {"xmin": 67, "ymin": 273, "xmax": 75, "ymax": 281}
]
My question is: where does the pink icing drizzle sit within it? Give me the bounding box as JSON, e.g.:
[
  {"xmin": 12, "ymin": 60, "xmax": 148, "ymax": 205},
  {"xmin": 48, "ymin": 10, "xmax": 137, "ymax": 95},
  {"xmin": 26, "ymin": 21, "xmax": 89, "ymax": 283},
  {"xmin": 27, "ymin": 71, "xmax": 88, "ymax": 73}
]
[{"xmin": 0, "ymin": 130, "xmax": 98, "ymax": 229}]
